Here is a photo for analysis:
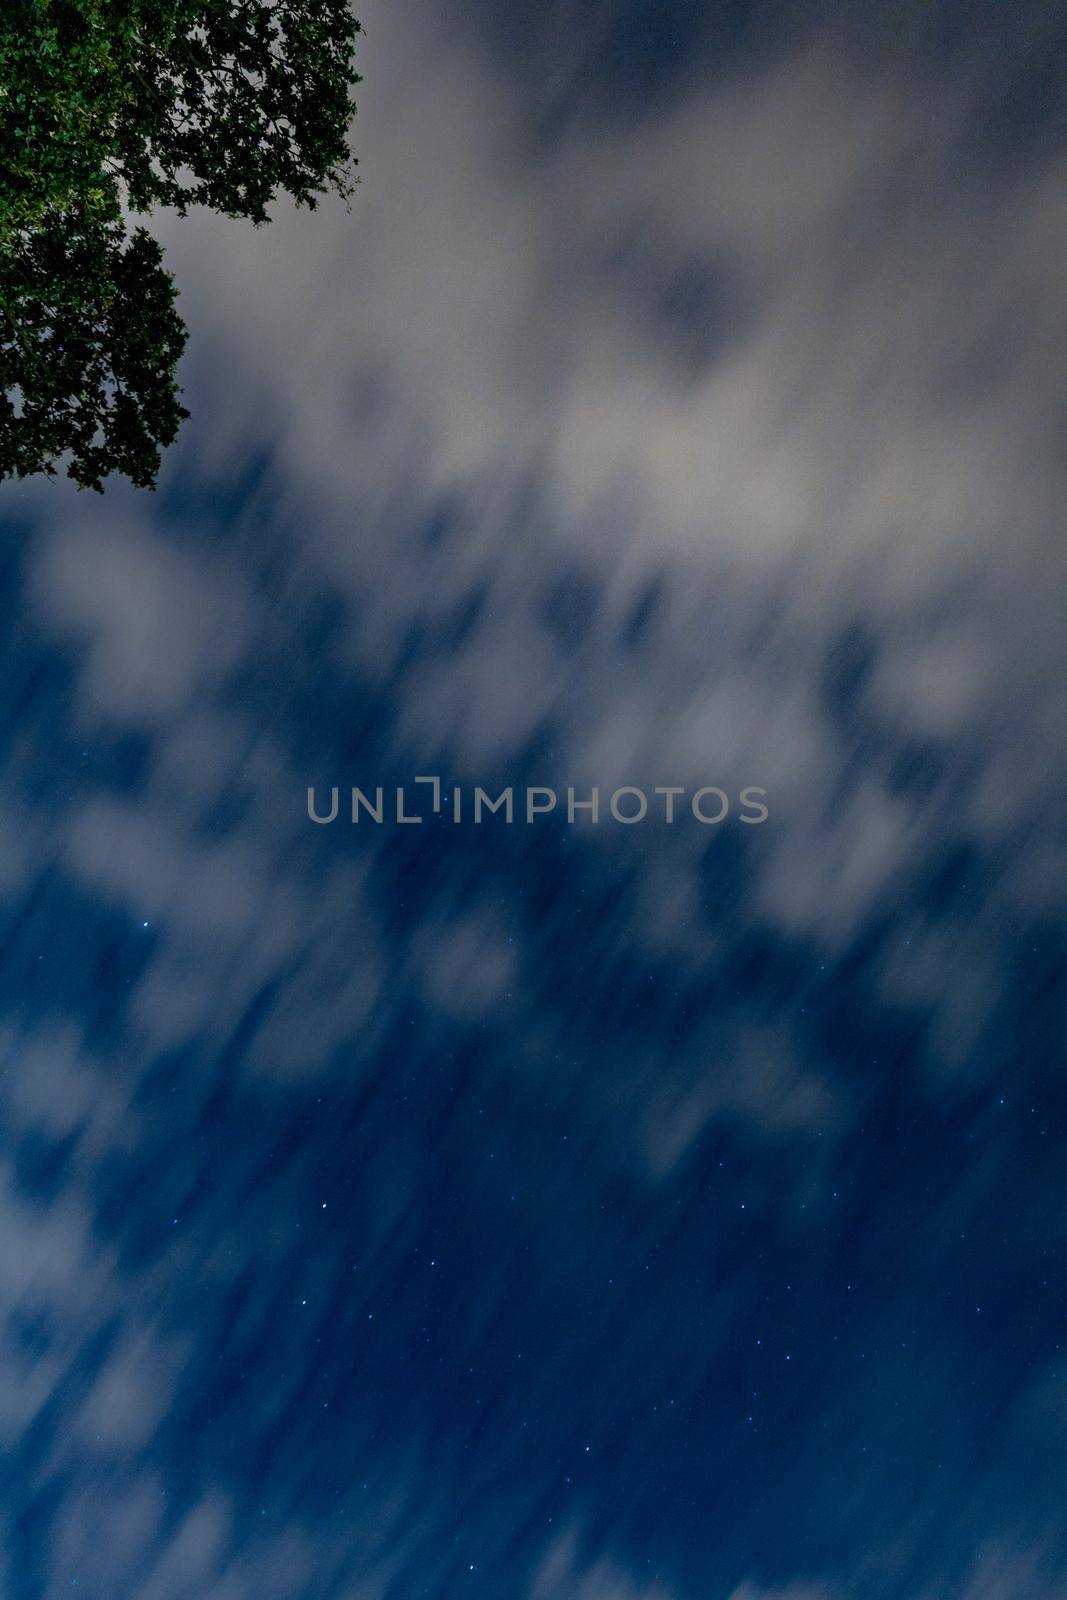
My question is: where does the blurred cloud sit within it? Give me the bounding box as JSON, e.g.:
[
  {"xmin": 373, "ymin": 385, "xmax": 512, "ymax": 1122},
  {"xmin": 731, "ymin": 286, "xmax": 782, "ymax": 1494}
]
[{"xmin": 2, "ymin": 0, "xmax": 1066, "ymax": 1597}]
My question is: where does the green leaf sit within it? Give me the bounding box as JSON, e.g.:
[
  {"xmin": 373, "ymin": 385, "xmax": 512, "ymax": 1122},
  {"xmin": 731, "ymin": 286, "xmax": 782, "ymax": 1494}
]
[{"xmin": 1, "ymin": 0, "xmax": 360, "ymax": 490}]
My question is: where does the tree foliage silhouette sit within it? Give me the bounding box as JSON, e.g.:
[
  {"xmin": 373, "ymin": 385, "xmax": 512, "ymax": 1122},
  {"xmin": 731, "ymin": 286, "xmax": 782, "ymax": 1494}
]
[{"xmin": 1, "ymin": 0, "xmax": 360, "ymax": 491}]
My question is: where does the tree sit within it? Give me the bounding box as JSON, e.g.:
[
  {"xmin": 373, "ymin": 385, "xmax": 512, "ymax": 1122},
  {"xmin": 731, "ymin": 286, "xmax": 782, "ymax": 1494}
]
[{"xmin": 1, "ymin": 0, "xmax": 360, "ymax": 491}]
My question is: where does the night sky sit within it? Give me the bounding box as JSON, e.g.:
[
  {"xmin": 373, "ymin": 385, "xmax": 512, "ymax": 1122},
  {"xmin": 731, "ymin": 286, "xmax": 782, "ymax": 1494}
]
[{"xmin": 2, "ymin": 1, "xmax": 1067, "ymax": 1597}]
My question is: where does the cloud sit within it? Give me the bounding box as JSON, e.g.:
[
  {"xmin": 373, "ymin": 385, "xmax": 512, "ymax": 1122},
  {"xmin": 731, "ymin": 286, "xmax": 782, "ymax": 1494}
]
[
  {"xmin": 130, "ymin": 0, "xmax": 1066, "ymax": 991},
  {"xmin": 2, "ymin": 1, "xmax": 1066, "ymax": 1597},
  {"xmin": 30, "ymin": 514, "xmax": 251, "ymax": 724},
  {"xmin": 533, "ymin": 1529, "xmax": 678, "ymax": 1600}
]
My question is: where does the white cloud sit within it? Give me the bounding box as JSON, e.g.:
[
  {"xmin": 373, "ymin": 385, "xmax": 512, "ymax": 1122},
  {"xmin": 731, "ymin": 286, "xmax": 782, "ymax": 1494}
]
[
  {"xmin": 3, "ymin": 6, "xmax": 1066, "ymax": 1593},
  {"xmin": 30, "ymin": 515, "xmax": 251, "ymax": 724},
  {"xmin": 123, "ymin": 0, "xmax": 1066, "ymax": 991}
]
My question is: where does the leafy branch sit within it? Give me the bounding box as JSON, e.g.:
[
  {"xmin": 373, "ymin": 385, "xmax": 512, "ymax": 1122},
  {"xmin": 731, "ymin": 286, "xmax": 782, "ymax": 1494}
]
[{"xmin": 1, "ymin": 0, "xmax": 360, "ymax": 490}]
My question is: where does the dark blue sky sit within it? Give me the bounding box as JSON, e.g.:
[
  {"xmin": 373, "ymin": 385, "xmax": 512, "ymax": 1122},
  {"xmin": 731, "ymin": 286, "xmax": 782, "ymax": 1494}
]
[{"xmin": 2, "ymin": 2, "xmax": 1066, "ymax": 1597}]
